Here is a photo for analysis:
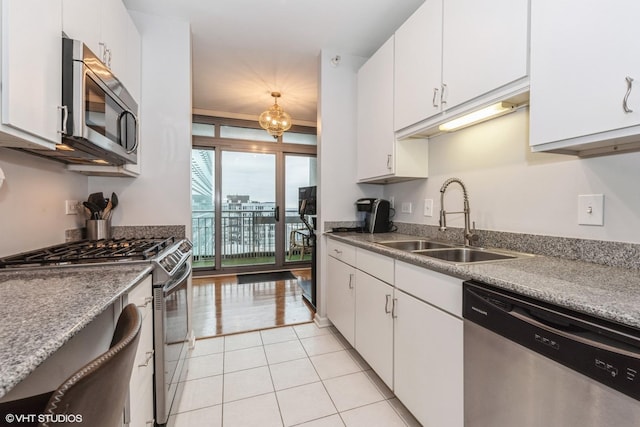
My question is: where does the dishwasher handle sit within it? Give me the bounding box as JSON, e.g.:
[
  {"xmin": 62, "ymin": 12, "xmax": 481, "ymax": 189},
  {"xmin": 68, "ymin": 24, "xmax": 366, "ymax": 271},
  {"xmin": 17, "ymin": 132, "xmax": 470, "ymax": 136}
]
[{"xmin": 510, "ymin": 307, "xmax": 640, "ymax": 358}]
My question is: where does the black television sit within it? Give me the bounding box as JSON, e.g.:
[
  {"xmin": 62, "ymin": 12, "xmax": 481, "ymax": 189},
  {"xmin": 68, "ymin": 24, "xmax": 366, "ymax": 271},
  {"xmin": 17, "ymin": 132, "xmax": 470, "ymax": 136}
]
[{"xmin": 298, "ymin": 186, "xmax": 317, "ymax": 215}]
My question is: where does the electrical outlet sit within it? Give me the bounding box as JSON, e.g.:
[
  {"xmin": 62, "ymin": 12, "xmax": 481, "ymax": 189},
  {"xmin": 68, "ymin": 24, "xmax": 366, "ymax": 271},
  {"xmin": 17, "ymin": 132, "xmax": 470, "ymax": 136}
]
[
  {"xmin": 424, "ymin": 199, "xmax": 433, "ymax": 217},
  {"xmin": 401, "ymin": 202, "xmax": 412, "ymax": 214},
  {"xmin": 65, "ymin": 200, "xmax": 80, "ymax": 215},
  {"xmin": 389, "ymin": 196, "xmax": 395, "ymax": 209},
  {"xmin": 578, "ymin": 194, "xmax": 604, "ymax": 226}
]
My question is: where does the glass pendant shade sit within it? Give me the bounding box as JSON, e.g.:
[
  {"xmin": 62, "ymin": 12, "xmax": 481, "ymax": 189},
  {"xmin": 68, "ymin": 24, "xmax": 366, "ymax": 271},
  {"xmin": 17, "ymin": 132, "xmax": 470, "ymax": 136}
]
[{"xmin": 259, "ymin": 92, "xmax": 292, "ymax": 139}]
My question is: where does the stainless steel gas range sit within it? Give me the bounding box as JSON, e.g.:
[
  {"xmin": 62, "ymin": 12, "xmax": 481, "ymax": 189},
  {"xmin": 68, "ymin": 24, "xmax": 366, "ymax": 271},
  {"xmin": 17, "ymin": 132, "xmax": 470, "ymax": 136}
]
[{"xmin": 0, "ymin": 237, "xmax": 193, "ymax": 426}]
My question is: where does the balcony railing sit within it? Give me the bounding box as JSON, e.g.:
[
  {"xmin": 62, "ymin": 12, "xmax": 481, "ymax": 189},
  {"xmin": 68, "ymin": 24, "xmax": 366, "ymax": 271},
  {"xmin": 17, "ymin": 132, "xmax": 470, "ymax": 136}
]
[{"xmin": 192, "ymin": 208, "xmax": 310, "ymax": 268}]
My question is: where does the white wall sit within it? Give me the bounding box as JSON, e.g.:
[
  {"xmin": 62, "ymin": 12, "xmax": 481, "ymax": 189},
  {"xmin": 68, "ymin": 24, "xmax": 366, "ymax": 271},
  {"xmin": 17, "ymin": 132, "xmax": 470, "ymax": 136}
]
[
  {"xmin": 317, "ymin": 50, "xmax": 383, "ymax": 231},
  {"xmin": 89, "ymin": 12, "xmax": 193, "ymax": 239},
  {"xmin": 385, "ymin": 108, "xmax": 640, "ymax": 243},
  {"xmin": 0, "ymin": 149, "xmax": 88, "ymax": 256}
]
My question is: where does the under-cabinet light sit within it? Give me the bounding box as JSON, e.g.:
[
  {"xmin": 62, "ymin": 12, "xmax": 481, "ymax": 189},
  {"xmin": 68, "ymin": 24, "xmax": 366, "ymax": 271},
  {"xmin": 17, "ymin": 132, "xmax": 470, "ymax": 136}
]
[
  {"xmin": 92, "ymin": 159, "xmax": 109, "ymax": 164},
  {"xmin": 438, "ymin": 102, "xmax": 516, "ymax": 132}
]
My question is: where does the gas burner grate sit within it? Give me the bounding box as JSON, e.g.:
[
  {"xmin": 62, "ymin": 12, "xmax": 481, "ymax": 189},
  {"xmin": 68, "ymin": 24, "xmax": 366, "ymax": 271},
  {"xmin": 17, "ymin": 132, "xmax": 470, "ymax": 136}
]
[{"xmin": 0, "ymin": 237, "xmax": 176, "ymax": 268}]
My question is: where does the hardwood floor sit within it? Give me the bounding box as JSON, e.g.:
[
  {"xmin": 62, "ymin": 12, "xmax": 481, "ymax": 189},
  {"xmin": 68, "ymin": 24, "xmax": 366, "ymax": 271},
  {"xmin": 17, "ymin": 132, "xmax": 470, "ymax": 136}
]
[{"xmin": 192, "ymin": 268, "xmax": 314, "ymax": 338}]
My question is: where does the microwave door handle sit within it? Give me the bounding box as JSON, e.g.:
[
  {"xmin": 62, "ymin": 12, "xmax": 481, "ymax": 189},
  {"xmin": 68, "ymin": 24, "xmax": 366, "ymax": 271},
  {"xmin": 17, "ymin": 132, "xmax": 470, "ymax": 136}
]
[{"xmin": 118, "ymin": 110, "xmax": 139, "ymax": 154}]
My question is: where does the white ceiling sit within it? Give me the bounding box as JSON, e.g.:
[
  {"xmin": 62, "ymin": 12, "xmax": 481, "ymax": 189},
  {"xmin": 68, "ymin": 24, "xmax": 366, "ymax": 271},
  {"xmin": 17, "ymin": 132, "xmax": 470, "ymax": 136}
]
[{"xmin": 123, "ymin": 0, "xmax": 424, "ymax": 125}]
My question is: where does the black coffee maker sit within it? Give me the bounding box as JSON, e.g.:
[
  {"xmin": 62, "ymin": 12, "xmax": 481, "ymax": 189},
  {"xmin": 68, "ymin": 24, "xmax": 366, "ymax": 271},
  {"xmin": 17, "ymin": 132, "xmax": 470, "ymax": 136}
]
[{"xmin": 356, "ymin": 198, "xmax": 392, "ymax": 233}]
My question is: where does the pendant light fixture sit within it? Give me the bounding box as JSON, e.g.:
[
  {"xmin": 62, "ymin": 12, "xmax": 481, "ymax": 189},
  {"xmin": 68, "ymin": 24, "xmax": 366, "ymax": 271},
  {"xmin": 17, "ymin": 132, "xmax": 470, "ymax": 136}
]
[{"xmin": 259, "ymin": 92, "xmax": 292, "ymax": 139}]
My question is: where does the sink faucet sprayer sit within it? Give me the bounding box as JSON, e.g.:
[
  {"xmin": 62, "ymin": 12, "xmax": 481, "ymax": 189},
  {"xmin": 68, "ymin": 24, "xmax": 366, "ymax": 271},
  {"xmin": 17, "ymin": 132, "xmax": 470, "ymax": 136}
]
[{"xmin": 439, "ymin": 177, "xmax": 479, "ymax": 246}]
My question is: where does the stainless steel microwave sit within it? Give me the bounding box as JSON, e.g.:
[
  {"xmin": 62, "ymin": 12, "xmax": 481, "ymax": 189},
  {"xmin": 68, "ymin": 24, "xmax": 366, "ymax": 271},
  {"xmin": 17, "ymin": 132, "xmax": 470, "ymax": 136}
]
[{"xmin": 58, "ymin": 38, "xmax": 138, "ymax": 166}]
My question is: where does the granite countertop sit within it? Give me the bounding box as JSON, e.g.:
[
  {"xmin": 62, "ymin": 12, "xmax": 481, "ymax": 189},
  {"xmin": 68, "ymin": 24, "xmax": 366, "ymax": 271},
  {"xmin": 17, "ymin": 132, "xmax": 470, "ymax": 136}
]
[
  {"xmin": 326, "ymin": 232, "xmax": 640, "ymax": 329},
  {"xmin": 0, "ymin": 263, "xmax": 154, "ymax": 399}
]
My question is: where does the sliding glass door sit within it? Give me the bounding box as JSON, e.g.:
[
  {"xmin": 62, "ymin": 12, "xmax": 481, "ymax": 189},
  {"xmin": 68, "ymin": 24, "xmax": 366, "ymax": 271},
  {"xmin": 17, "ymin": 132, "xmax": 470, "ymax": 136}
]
[
  {"xmin": 284, "ymin": 154, "xmax": 317, "ymax": 263},
  {"xmin": 191, "ymin": 117, "xmax": 316, "ymax": 273},
  {"xmin": 220, "ymin": 151, "xmax": 277, "ymax": 267}
]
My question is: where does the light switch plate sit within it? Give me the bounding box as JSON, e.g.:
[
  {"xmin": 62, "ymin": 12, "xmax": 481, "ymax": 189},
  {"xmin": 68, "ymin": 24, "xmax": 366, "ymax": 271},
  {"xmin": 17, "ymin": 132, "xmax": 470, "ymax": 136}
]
[
  {"xmin": 578, "ymin": 194, "xmax": 604, "ymax": 226},
  {"xmin": 65, "ymin": 200, "xmax": 80, "ymax": 215},
  {"xmin": 424, "ymin": 199, "xmax": 433, "ymax": 217},
  {"xmin": 401, "ymin": 202, "xmax": 412, "ymax": 214}
]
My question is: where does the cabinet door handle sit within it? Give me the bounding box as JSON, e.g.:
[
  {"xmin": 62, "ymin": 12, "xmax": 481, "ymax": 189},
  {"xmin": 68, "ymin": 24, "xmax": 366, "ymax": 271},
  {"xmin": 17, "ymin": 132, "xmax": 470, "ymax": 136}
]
[
  {"xmin": 624, "ymin": 76, "xmax": 634, "ymax": 113},
  {"xmin": 391, "ymin": 298, "xmax": 398, "ymax": 319},
  {"xmin": 432, "ymin": 87, "xmax": 440, "ymax": 107},
  {"xmin": 138, "ymin": 350, "xmax": 155, "ymax": 367},
  {"xmin": 58, "ymin": 105, "xmax": 68, "ymax": 135},
  {"xmin": 386, "ymin": 154, "xmax": 392, "ymax": 170},
  {"xmin": 441, "ymin": 83, "xmax": 448, "ymax": 106},
  {"xmin": 348, "ymin": 273, "xmax": 354, "ymax": 289},
  {"xmin": 385, "ymin": 294, "xmax": 392, "ymax": 314},
  {"xmin": 99, "ymin": 42, "xmax": 107, "ymax": 64},
  {"xmin": 333, "ymin": 249, "xmax": 342, "ymax": 255}
]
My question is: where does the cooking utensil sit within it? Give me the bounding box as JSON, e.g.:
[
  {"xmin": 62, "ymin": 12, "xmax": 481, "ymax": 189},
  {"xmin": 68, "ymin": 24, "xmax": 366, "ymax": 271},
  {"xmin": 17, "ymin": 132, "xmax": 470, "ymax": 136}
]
[
  {"xmin": 83, "ymin": 201, "xmax": 101, "ymax": 220},
  {"xmin": 110, "ymin": 192, "xmax": 118, "ymax": 210},
  {"xmin": 102, "ymin": 199, "xmax": 113, "ymax": 220},
  {"xmin": 88, "ymin": 192, "xmax": 107, "ymax": 210}
]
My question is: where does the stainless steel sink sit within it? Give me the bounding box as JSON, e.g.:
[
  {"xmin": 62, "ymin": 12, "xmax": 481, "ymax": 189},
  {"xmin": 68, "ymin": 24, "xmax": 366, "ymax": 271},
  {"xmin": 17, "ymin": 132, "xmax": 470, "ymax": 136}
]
[
  {"xmin": 413, "ymin": 247, "xmax": 518, "ymax": 264},
  {"xmin": 377, "ymin": 240, "xmax": 454, "ymax": 251}
]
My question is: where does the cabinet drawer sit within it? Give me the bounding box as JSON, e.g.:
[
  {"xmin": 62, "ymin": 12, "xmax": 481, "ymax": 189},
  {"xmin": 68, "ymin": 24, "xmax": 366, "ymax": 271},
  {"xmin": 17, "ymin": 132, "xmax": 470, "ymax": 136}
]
[
  {"xmin": 395, "ymin": 261, "xmax": 462, "ymax": 317},
  {"xmin": 357, "ymin": 248, "xmax": 394, "ymax": 284},
  {"xmin": 327, "ymin": 239, "xmax": 356, "ymax": 266},
  {"xmin": 127, "ymin": 276, "xmax": 153, "ymax": 319}
]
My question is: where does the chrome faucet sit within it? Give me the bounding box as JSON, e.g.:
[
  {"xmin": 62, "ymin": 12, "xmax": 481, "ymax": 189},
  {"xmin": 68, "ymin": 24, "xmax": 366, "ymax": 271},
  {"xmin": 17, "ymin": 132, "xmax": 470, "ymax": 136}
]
[{"xmin": 439, "ymin": 177, "xmax": 479, "ymax": 246}]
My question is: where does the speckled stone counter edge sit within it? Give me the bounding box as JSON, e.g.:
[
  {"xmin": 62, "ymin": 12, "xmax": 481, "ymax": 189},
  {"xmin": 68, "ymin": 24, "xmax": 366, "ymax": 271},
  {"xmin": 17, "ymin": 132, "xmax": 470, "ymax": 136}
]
[
  {"xmin": 65, "ymin": 225, "xmax": 186, "ymax": 242},
  {"xmin": 325, "ymin": 221, "xmax": 640, "ymax": 270}
]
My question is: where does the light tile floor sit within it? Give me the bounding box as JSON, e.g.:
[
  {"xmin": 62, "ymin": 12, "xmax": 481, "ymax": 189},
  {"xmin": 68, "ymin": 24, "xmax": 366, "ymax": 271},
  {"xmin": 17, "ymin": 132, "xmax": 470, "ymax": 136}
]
[{"xmin": 167, "ymin": 323, "xmax": 421, "ymax": 427}]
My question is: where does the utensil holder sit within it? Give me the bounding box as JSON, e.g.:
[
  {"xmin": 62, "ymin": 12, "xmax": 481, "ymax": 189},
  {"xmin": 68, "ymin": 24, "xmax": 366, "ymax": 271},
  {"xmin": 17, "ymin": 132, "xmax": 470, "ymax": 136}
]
[{"xmin": 86, "ymin": 219, "xmax": 112, "ymax": 240}]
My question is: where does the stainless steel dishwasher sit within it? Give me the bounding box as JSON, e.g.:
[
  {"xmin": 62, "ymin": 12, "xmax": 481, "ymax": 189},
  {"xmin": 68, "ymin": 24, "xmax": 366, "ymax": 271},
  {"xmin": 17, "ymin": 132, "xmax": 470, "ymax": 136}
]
[{"xmin": 463, "ymin": 280, "xmax": 640, "ymax": 427}]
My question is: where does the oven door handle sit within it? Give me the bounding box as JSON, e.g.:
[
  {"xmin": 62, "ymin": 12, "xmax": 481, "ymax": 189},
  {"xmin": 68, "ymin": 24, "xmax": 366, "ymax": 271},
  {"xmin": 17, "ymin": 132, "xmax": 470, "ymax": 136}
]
[{"xmin": 163, "ymin": 261, "xmax": 192, "ymax": 295}]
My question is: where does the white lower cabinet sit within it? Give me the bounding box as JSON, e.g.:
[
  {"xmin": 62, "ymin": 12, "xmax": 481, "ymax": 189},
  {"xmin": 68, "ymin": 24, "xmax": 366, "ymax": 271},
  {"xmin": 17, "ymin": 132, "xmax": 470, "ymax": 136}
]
[
  {"xmin": 327, "ymin": 254, "xmax": 356, "ymax": 346},
  {"xmin": 394, "ymin": 261, "xmax": 463, "ymax": 427},
  {"xmin": 393, "ymin": 288, "xmax": 463, "ymax": 427},
  {"xmin": 326, "ymin": 238, "xmax": 464, "ymax": 427},
  {"xmin": 126, "ymin": 275, "xmax": 154, "ymax": 426},
  {"xmin": 354, "ymin": 269, "xmax": 394, "ymax": 388}
]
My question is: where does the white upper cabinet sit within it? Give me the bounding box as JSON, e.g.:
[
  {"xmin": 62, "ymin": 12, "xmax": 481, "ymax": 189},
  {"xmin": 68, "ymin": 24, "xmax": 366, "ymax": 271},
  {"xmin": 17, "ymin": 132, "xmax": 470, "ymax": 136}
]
[
  {"xmin": 394, "ymin": 0, "xmax": 443, "ymax": 131},
  {"xmin": 357, "ymin": 37, "xmax": 395, "ymax": 181},
  {"xmin": 62, "ymin": 0, "xmax": 141, "ymax": 102},
  {"xmin": 61, "ymin": 0, "xmax": 101, "ymax": 56},
  {"xmin": 442, "ymin": 0, "xmax": 529, "ymax": 112},
  {"xmin": 394, "ymin": 0, "xmax": 529, "ymax": 137},
  {"xmin": 0, "ymin": 0, "xmax": 62, "ymax": 148},
  {"xmin": 357, "ymin": 36, "xmax": 429, "ymax": 184},
  {"xmin": 530, "ymin": 1, "xmax": 640, "ymax": 156}
]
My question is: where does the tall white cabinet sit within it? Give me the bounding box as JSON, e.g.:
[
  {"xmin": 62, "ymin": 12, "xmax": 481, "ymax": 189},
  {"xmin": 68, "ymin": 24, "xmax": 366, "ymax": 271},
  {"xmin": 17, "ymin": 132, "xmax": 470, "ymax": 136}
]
[{"xmin": 530, "ymin": 1, "xmax": 640, "ymax": 156}]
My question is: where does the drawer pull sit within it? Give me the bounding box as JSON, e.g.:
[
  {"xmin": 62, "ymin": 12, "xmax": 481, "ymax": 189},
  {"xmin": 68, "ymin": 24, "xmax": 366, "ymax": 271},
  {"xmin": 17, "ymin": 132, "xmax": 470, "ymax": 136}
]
[
  {"xmin": 145, "ymin": 419, "xmax": 155, "ymax": 426},
  {"xmin": 138, "ymin": 350, "xmax": 154, "ymax": 368},
  {"xmin": 333, "ymin": 249, "xmax": 342, "ymax": 255},
  {"xmin": 348, "ymin": 273, "xmax": 354, "ymax": 289}
]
